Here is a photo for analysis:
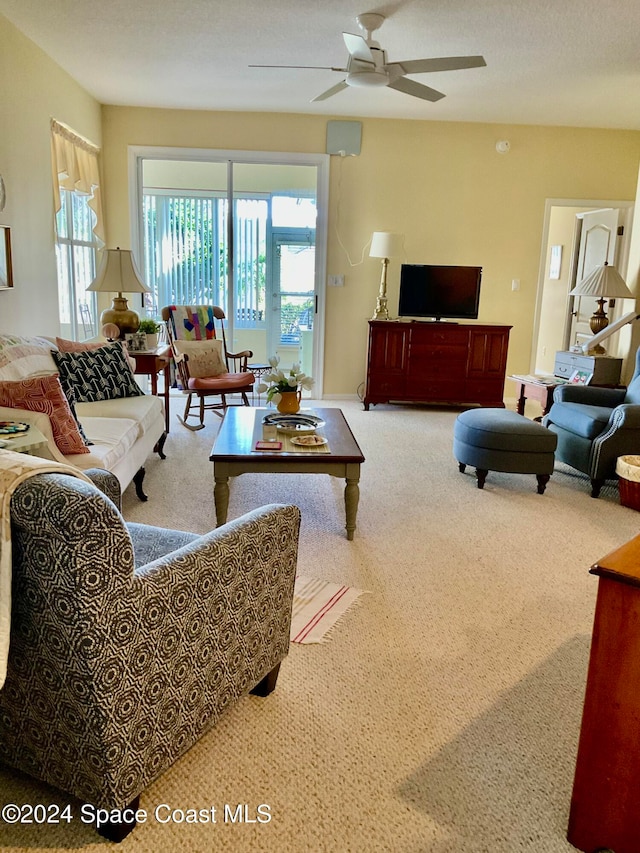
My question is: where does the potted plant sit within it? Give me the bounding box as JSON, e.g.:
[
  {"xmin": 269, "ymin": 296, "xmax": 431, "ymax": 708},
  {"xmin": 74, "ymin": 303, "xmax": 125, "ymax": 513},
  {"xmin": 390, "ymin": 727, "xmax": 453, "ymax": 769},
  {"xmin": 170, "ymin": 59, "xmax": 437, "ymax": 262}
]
[
  {"xmin": 256, "ymin": 355, "xmax": 314, "ymax": 413},
  {"xmin": 138, "ymin": 318, "xmax": 161, "ymax": 350}
]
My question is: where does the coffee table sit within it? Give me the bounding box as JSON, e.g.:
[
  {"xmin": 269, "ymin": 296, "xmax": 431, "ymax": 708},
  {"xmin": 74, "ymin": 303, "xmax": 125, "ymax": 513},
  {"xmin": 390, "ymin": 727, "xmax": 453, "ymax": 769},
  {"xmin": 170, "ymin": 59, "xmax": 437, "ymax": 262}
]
[{"xmin": 210, "ymin": 407, "xmax": 365, "ymax": 540}]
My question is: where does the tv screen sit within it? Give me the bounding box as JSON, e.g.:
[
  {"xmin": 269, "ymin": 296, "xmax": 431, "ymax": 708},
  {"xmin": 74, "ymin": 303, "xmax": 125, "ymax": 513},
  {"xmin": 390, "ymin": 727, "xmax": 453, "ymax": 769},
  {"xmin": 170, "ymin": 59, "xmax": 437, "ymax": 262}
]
[{"xmin": 398, "ymin": 264, "xmax": 482, "ymax": 321}]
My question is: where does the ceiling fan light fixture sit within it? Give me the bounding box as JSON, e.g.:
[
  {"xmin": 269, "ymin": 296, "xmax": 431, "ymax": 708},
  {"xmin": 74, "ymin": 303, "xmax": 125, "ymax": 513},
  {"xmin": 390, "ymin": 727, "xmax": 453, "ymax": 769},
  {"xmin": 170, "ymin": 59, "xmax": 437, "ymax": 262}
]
[{"xmin": 347, "ymin": 69, "xmax": 389, "ymax": 88}]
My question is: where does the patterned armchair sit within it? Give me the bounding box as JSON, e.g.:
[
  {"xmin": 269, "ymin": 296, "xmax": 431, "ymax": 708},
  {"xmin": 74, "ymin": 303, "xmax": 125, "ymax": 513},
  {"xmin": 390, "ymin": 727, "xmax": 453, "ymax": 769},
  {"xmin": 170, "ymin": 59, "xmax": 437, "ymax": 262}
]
[{"xmin": 0, "ymin": 469, "xmax": 300, "ymax": 841}]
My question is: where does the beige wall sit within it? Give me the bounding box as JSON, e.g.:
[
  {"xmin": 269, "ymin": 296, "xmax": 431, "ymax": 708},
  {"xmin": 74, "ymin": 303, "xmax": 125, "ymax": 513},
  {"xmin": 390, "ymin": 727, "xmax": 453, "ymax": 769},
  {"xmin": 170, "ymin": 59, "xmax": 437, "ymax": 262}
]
[
  {"xmin": 3, "ymin": 10, "xmax": 640, "ymax": 395},
  {"xmin": 102, "ymin": 107, "xmax": 640, "ymax": 396},
  {"xmin": 0, "ymin": 14, "xmax": 101, "ymax": 336}
]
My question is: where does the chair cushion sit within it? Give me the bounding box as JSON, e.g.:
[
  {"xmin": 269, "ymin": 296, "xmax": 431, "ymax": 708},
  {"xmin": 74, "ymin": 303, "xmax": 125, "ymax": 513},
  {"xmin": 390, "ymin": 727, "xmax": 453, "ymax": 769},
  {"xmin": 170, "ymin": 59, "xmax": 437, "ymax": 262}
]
[
  {"xmin": 63, "ymin": 416, "xmax": 139, "ymax": 469},
  {"xmin": 174, "ymin": 339, "xmax": 228, "ymax": 378},
  {"xmin": 547, "ymin": 401, "xmax": 612, "ymax": 439},
  {"xmin": 53, "ymin": 345, "xmax": 144, "ymax": 403},
  {"xmin": 127, "ymin": 522, "xmax": 200, "ymax": 569},
  {"xmin": 188, "ymin": 371, "xmax": 255, "ymax": 391},
  {"xmin": 76, "ymin": 394, "xmax": 163, "ymax": 437},
  {"xmin": 454, "ymin": 408, "xmax": 556, "ymax": 452}
]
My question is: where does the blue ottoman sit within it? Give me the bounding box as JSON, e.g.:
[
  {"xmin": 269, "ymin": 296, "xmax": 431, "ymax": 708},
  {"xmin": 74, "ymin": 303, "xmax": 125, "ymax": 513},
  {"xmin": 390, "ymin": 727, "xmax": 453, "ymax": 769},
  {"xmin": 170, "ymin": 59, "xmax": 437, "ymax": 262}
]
[{"xmin": 453, "ymin": 408, "xmax": 557, "ymax": 493}]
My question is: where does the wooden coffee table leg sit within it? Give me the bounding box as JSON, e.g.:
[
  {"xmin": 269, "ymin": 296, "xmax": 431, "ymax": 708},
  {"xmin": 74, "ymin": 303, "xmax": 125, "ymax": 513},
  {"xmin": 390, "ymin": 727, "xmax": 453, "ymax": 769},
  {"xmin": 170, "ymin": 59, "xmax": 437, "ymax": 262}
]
[
  {"xmin": 214, "ymin": 473, "xmax": 230, "ymax": 527},
  {"xmin": 344, "ymin": 464, "xmax": 361, "ymax": 540}
]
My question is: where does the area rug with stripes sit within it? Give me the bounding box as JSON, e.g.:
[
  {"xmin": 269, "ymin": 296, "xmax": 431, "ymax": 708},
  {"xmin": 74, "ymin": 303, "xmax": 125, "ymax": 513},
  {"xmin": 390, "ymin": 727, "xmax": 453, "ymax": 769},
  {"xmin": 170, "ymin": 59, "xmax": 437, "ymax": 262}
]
[{"xmin": 290, "ymin": 575, "xmax": 367, "ymax": 644}]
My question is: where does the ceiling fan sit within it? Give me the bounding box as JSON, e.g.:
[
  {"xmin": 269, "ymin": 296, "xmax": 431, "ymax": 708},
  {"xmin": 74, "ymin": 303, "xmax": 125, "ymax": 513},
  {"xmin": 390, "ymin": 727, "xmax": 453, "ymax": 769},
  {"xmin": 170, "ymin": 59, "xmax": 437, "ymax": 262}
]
[{"xmin": 249, "ymin": 13, "xmax": 486, "ymax": 103}]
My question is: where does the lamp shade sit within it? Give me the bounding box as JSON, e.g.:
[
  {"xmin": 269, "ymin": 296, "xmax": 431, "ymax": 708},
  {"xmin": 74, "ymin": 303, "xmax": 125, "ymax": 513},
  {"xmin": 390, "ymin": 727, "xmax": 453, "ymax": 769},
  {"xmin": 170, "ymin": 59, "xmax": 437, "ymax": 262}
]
[
  {"xmin": 87, "ymin": 248, "xmax": 150, "ymax": 294},
  {"xmin": 369, "ymin": 232, "xmax": 404, "ymax": 259},
  {"xmin": 569, "ymin": 262, "xmax": 633, "ymax": 299}
]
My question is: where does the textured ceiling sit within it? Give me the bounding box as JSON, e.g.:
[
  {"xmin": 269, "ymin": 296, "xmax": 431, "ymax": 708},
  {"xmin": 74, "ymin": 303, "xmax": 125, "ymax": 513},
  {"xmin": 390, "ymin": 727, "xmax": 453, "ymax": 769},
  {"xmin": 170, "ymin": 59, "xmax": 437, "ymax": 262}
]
[{"xmin": 2, "ymin": 0, "xmax": 640, "ymax": 128}]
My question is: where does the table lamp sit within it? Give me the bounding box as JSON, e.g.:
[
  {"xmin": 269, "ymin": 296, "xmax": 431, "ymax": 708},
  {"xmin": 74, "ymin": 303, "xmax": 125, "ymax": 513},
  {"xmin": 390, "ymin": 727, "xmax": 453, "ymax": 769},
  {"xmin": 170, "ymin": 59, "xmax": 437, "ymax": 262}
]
[
  {"xmin": 369, "ymin": 231, "xmax": 404, "ymax": 321},
  {"xmin": 569, "ymin": 261, "xmax": 634, "ymax": 354},
  {"xmin": 87, "ymin": 248, "xmax": 150, "ymax": 339}
]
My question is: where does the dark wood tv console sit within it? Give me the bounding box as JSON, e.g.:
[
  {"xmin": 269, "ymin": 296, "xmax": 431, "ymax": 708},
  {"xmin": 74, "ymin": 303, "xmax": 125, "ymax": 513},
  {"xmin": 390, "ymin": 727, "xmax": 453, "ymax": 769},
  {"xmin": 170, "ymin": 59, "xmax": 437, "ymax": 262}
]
[{"xmin": 363, "ymin": 320, "xmax": 512, "ymax": 410}]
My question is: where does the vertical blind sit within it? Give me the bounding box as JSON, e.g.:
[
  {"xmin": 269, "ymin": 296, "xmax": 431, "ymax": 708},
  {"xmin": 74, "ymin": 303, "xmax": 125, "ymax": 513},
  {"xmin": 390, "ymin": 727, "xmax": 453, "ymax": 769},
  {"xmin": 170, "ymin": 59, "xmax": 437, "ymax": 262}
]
[{"xmin": 143, "ymin": 192, "xmax": 267, "ymax": 326}]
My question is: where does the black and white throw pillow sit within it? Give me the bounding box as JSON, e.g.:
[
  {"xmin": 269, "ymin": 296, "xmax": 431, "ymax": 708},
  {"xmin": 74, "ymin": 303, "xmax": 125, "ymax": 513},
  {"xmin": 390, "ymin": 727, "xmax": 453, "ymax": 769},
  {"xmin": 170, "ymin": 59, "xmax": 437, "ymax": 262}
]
[{"xmin": 53, "ymin": 344, "xmax": 144, "ymax": 404}]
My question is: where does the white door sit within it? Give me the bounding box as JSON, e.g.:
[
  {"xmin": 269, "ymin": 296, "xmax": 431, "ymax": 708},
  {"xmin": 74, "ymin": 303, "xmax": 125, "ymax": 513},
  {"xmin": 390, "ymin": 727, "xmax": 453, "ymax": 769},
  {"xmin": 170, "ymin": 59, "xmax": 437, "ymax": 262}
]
[
  {"xmin": 568, "ymin": 208, "xmax": 620, "ymax": 348},
  {"xmin": 267, "ymin": 229, "xmax": 316, "ymax": 377}
]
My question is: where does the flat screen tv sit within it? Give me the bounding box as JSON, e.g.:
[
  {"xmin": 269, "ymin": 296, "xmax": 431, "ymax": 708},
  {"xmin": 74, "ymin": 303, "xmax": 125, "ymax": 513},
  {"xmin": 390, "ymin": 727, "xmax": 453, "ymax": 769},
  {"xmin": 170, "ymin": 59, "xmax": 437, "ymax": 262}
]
[{"xmin": 398, "ymin": 264, "xmax": 482, "ymax": 321}]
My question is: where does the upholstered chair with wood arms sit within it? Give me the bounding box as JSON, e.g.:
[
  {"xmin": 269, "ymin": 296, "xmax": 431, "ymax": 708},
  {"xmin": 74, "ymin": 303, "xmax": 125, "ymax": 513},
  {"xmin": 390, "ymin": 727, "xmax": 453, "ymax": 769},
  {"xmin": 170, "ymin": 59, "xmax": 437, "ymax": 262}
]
[
  {"xmin": 0, "ymin": 468, "xmax": 300, "ymax": 841},
  {"xmin": 162, "ymin": 305, "xmax": 255, "ymax": 430},
  {"xmin": 543, "ymin": 346, "xmax": 640, "ymax": 497}
]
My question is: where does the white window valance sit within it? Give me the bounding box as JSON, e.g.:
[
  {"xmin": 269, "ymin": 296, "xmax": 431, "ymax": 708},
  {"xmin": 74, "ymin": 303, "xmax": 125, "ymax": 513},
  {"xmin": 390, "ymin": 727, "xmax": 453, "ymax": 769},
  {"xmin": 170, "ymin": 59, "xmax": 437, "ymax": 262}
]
[{"xmin": 51, "ymin": 119, "xmax": 105, "ymax": 245}]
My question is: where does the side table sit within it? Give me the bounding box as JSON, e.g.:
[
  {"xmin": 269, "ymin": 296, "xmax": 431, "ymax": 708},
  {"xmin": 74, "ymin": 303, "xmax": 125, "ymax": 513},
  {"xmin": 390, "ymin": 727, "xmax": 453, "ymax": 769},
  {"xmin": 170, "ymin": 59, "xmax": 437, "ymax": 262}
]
[
  {"xmin": 133, "ymin": 346, "xmax": 171, "ymax": 433},
  {"xmin": 508, "ymin": 375, "xmax": 561, "ymax": 422},
  {"xmin": 248, "ymin": 363, "xmax": 271, "ymax": 403},
  {"xmin": 0, "ymin": 426, "xmax": 48, "ymax": 456}
]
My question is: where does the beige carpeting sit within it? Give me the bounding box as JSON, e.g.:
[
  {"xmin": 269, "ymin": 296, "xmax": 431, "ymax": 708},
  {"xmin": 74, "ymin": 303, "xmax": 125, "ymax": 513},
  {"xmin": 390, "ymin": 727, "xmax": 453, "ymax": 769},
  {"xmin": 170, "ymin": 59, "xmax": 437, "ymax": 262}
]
[{"xmin": 2, "ymin": 398, "xmax": 639, "ymax": 852}]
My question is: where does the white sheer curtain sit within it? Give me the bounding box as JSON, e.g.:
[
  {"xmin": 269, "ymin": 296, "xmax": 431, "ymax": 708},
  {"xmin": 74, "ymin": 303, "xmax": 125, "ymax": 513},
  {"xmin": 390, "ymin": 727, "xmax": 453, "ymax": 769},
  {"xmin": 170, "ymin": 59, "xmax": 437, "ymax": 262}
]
[{"xmin": 50, "ymin": 118, "xmax": 105, "ymax": 245}]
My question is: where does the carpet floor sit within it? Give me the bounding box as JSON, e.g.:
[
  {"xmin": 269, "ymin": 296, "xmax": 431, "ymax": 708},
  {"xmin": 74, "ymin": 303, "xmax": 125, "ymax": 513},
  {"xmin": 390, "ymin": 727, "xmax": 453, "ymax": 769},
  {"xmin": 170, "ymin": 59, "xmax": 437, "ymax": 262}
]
[{"xmin": 1, "ymin": 398, "xmax": 638, "ymax": 852}]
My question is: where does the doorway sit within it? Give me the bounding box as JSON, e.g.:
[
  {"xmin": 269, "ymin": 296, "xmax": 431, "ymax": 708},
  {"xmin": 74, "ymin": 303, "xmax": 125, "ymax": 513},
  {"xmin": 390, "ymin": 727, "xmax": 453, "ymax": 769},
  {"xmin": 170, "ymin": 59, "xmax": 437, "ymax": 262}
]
[
  {"xmin": 532, "ymin": 198, "xmax": 633, "ymax": 375},
  {"xmin": 129, "ymin": 147, "xmax": 329, "ymax": 396}
]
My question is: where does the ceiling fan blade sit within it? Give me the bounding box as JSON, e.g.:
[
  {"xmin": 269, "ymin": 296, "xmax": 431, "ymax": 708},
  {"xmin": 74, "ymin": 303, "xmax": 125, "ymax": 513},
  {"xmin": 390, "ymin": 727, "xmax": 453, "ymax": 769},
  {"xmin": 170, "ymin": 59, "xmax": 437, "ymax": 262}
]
[
  {"xmin": 311, "ymin": 80, "xmax": 349, "ymax": 102},
  {"xmin": 249, "ymin": 64, "xmax": 347, "ymax": 71},
  {"xmin": 343, "ymin": 32, "xmax": 374, "ymax": 64},
  {"xmin": 388, "ymin": 77, "xmax": 446, "ymax": 102},
  {"xmin": 395, "ymin": 56, "xmax": 487, "ymax": 74}
]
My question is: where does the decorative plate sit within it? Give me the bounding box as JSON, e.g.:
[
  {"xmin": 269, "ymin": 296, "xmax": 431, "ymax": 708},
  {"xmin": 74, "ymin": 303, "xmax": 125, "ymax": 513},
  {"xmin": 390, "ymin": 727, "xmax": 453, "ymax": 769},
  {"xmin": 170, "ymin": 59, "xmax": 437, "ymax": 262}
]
[
  {"xmin": 0, "ymin": 421, "xmax": 30, "ymax": 435},
  {"xmin": 276, "ymin": 422, "xmax": 316, "ymax": 435},
  {"xmin": 263, "ymin": 413, "xmax": 325, "ymax": 429},
  {"xmin": 291, "ymin": 435, "xmax": 328, "ymax": 447}
]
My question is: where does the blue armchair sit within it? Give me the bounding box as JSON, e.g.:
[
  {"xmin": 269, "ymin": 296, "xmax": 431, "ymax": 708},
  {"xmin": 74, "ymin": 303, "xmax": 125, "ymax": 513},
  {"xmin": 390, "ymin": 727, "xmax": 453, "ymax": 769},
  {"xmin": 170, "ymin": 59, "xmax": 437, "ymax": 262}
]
[{"xmin": 543, "ymin": 347, "xmax": 640, "ymax": 497}]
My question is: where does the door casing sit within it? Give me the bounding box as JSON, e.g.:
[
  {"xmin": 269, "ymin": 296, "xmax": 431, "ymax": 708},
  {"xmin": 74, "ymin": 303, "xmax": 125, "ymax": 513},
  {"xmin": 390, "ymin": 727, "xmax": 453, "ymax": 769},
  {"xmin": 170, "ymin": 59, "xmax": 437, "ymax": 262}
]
[{"xmin": 128, "ymin": 146, "xmax": 329, "ymax": 398}]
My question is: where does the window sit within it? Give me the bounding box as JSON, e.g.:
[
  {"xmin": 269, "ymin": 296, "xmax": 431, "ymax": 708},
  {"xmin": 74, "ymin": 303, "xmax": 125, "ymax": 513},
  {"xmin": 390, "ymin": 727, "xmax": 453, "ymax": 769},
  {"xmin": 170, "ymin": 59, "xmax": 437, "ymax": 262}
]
[
  {"xmin": 133, "ymin": 151, "xmax": 326, "ymax": 386},
  {"xmin": 55, "ymin": 190, "xmax": 99, "ymax": 340},
  {"xmin": 142, "ymin": 191, "xmax": 269, "ymax": 330},
  {"xmin": 51, "ymin": 119, "xmax": 104, "ymax": 341}
]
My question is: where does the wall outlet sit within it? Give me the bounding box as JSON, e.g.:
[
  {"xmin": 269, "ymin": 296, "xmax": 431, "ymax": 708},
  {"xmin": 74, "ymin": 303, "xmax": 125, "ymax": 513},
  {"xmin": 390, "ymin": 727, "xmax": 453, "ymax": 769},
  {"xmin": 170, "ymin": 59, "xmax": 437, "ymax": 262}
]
[
  {"xmin": 511, "ymin": 279, "xmax": 520, "ymax": 291},
  {"xmin": 328, "ymin": 274, "xmax": 345, "ymax": 287}
]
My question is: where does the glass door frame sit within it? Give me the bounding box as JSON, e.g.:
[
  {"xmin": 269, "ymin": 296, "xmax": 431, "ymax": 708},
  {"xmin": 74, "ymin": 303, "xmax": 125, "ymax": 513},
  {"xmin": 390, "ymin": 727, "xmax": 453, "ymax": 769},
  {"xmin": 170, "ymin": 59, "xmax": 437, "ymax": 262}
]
[
  {"xmin": 268, "ymin": 227, "xmax": 316, "ymax": 361},
  {"xmin": 128, "ymin": 145, "xmax": 329, "ymax": 398}
]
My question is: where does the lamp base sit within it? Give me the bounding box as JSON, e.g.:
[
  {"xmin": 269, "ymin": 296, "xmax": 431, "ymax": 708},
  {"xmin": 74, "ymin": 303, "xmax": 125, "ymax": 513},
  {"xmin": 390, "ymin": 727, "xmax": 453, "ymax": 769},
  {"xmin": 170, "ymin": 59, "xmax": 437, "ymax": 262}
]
[
  {"xmin": 371, "ymin": 295, "xmax": 390, "ymax": 321},
  {"xmin": 588, "ymin": 298, "xmax": 609, "ymax": 355},
  {"xmin": 100, "ymin": 296, "xmax": 140, "ymax": 339},
  {"xmin": 371, "ymin": 257, "xmax": 390, "ymax": 321}
]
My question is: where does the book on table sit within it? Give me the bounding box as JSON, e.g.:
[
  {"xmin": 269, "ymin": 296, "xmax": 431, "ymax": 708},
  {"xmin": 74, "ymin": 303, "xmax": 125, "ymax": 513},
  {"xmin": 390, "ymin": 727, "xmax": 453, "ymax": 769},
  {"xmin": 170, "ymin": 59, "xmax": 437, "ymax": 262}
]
[{"xmin": 511, "ymin": 374, "xmax": 566, "ymax": 386}]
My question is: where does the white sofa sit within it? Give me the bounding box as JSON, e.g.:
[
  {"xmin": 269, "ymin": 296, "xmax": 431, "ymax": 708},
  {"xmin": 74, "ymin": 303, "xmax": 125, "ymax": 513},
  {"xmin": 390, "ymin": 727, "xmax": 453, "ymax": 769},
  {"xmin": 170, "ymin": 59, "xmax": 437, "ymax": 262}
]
[{"xmin": 0, "ymin": 334, "xmax": 166, "ymax": 500}]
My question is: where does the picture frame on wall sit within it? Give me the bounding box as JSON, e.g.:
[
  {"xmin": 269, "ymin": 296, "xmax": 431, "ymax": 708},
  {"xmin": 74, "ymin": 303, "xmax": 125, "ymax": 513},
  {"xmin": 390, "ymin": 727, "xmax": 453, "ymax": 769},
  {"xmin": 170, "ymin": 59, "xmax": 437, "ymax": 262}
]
[
  {"xmin": 549, "ymin": 244, "xmax": 563, "ymax": 280},
  {"xmin": 0, "ymin": 226, "xmax": 13, "ymax": 289}
]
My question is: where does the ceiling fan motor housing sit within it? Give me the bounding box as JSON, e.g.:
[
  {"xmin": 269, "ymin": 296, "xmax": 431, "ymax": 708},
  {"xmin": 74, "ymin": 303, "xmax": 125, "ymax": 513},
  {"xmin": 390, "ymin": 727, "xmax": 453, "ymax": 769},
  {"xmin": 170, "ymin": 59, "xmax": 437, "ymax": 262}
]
[{"xmin": 347, "ymin": 69, "xmax": 390, "ymax": 88}]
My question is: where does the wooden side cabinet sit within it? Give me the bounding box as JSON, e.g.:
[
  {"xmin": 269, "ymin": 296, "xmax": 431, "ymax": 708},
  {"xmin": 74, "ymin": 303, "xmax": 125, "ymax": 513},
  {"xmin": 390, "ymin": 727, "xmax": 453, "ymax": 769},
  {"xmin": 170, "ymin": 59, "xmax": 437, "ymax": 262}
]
[
  {"xmin": 363, "ymin": 321, "xmax": 511, "ymax": 410},
  {"xmin": 568, "ymin": 534, "xmax": 640, "ymax": 853}
]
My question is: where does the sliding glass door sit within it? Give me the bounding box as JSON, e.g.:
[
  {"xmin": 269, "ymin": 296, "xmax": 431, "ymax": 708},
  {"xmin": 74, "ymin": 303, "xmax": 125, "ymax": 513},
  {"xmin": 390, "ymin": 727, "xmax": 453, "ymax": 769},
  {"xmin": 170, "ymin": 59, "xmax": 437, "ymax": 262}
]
[{"xmin": 131, "ymin": 149, "xmax": 328, "ymax": 396}]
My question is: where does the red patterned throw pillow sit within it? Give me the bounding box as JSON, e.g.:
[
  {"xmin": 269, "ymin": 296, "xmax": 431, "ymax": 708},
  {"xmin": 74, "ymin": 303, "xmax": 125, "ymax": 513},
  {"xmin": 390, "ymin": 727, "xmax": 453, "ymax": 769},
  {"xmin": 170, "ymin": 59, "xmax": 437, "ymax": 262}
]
[{"xmin": 0, "ymin": 374, "xmax": 89, "ymax": 455}]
